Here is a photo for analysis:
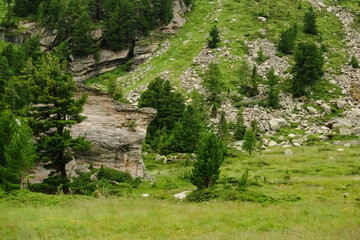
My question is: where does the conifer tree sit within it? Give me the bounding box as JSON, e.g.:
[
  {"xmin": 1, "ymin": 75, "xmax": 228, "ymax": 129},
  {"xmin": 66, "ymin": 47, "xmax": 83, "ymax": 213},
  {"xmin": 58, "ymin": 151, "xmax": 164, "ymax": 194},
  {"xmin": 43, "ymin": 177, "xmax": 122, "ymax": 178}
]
[
  {"xmin": 249, "ymin": 65, "xmax": 260, "ymax": 97},
  {"xmin": 27, "ymin": 54, "xmax": 90, "ymax": 178},
  {"xmin": 103, "ymin": 0, "xmax": 136, "ymax": 51},
  {"xmin": 304, "ymin": 7, "xmax": 317, "ymax": 34},
  {"xmin": 234, "ymin": 107, "xmax": 246, "ymax": 140},
  {"xmin": 207, "ymin": 25, "xmax": 221, "ymax": 49},
  {"xmin": 138, "ymin": 78, "xmax": 185, "ymax": 149},
  {"xmin": 278, "ymin": 23, "xmax": 298, "ymax": 54},
  {"xmin": 350, "ymin": 55, "xmax": 359, "ymax": 69},
  {"xmin": 0, "ymin": 57, "xmax": 12, "ymax": 97},
  {"xmin": 266, "ymin": 67, "xmax": 280, "ymax": 108},
  {"xmin": 5, "ymin": 119, "xmax": 36, "ymax": 189},
  {"xmin": 291, "ymin": 42, "xmax": 324, "ymax": 97},
  {"xmin": 191, "ymin": 131, "xmax": 225, "ymax": 189},
  {"xmin": 243, "ymin": 129, "xmax": 256, "ymax": 155},
  {"xmin": 202, "ymin": 62, "xmax": 224, "ymax": 104},
  {"xmin": 172, "ymin": 105, "xmax": 204, "ymax": 153},
  {"xmin": 218, "ymin": 111, "xmax": 229, "ymax": 139},
  {"xmin": 72, "ymin": 12, "xmax": 93, "ymax": 57},
  {"xmin": 0, "ymin": 110, "xmax": 16, "ymax": 167}
]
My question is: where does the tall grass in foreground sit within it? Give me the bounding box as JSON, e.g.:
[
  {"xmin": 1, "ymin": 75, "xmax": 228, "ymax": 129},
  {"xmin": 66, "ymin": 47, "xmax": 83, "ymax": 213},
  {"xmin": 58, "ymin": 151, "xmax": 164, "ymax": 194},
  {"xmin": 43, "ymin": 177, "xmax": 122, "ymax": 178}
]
[{"xmin": 1, "ymin": 145, "xmax": 360, "ymax": 239}]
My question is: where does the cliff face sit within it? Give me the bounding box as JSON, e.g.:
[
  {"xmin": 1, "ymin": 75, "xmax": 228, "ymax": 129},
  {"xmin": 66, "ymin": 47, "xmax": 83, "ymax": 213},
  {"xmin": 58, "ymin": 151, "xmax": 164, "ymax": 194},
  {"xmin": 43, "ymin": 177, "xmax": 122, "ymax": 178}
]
[{"xmin": 70, "ymin": 88, "xmax": 156, "ymax": 178}]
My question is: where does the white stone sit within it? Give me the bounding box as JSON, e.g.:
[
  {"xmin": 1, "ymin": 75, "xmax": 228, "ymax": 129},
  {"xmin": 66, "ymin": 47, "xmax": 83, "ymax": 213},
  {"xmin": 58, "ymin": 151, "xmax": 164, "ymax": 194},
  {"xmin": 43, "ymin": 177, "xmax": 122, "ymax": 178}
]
[
  {"xmin": 258, "ymin": 16, "xmax": 267, "ymax": 22},
  {"xmin": 288, "ymin": 133, "xmax": 296, "ymax": 138},
  {"xmin": 174, "ymin": 191, "xmax": 192, "ymax": 200},
  {"xmin": 141, "ymin": 194, "xmax": 149, "ymax": 197},
  {"xmin": 321, "ymin": 103, "xmax": 332, "ymax": 113},
  {"xmin": 269, "ymin": 118, "xmax": 287, "ymax": 131},
  {"xmin": 284, "ymin": 149, "xmax": 293, "ymax": 155},
  {"xmin": 307, "ymin": 106, "xmax": 318, "ymax": 114},
  {"xmin": 339, "ymin": 128, "xmax": 352, "ymax": 135},
  {"xmin": 269, "ymin": 141, "xmax": 277, "ymax": 147}
]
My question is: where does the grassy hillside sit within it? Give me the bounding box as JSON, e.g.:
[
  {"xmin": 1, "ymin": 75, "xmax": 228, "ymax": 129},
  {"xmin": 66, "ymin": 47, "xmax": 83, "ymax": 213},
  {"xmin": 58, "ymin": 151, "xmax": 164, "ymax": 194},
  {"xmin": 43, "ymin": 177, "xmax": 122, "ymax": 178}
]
[
  {"xmin": 87, "ymin": 0, "xmax": 352, "ymax": 96},
  {"xmin": 1, "ymin": 145, "xmax": 360, "ymax": 239}
]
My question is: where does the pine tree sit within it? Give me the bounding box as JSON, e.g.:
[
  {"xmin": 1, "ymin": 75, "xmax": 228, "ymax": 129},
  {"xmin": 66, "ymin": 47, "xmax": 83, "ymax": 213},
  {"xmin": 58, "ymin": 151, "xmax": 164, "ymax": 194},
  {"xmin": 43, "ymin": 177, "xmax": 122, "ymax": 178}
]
[
  {"xmin": 267, "ymin": 67, "xmax": 280, "ymax": 108},
  {"xmin": 27, "ymin": 54, "xmax": 91, "ymax": 179},
  {"xmin": 138, "ymin": 78, "xmax": 185, "ymax": 149},
  {"xmin": 218, "ymin": 111, "xmax": 229, "ymax": 139},
  {"xmin": 72, "ymin": 12, "xmax": 93, "ymax": 57},
  {"xmin": 350, "ymin": 55, "xmax": 359, "ymax": 69},
  {"xmin": 0, "ymin": 110, "xmax": 16, "ymax": 167},
  {"xmin": 0, "ymin": 56, "xmax": 13, "ymax": 98},
  {"xmin": 304, "ymin": 7, "xmax": 317, "ymax": 35},
  {"xmin": 172, "ymin": 105, "xmax": 204, "ymax": 153},
  {"xmin": 234, "ymin": 107, "xmax": 246, "ymax": 140},
  {"xmin": 249, "ymin": 65, "xmax": 260, "ymax": 97},
  {"xmin": 207, "ymin": 25, "xmax": 221, "ymax": 49},
  {"xmin": 243, "ymin": 129, "xmax": 256, "ymax": 155},
  {"xmin": 202, "ymin": 62, "xmax": 224, "ymax": 104},
  {"xmin": 291, "ymin": 42, "xmax": 324, "ymax": 97},
  {"xmin": 191, "ymin": 131, "xmax": 225, "ymax": 189},
  {"xmin": 103, "ymin": 0, "xmax": 136, "ymax": 51},
  {"xmin": 278, "ymin": 23, "xmax": 298, "ymax": 54},
  {"xmin": 5, "ymin": 119, "xmax": 36, "ymax": 189}
]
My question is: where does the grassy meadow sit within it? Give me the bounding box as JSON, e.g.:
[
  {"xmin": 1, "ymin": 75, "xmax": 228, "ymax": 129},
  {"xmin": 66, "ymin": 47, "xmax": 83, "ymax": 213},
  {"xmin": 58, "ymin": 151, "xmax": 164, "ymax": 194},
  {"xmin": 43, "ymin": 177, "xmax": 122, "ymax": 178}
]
[{"xmin": 1, "ymin": 145, "xmax": 360, "ymax": 239}]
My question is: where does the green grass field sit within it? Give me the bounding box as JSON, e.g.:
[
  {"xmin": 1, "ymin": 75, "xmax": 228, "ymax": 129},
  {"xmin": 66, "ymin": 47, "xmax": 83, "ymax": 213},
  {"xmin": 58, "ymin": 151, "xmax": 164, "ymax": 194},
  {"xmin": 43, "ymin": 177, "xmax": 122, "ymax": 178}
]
[{"xmin": 1, "ymin": 145, "xmax": 360, "ymax": 239}]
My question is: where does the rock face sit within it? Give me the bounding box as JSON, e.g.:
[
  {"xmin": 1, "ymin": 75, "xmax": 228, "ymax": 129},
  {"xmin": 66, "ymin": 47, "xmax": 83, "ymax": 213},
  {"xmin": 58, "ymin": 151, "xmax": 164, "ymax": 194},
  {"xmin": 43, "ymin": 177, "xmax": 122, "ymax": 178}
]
[{"xmin": 70, "ymin": 87, "xmax": 156, "ymax": 178}]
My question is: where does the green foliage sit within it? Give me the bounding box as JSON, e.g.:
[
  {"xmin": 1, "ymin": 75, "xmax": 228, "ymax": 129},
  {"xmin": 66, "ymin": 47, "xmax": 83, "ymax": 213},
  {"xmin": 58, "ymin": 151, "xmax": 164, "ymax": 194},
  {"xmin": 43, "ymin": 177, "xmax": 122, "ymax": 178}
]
[
  {"xmin": 234, "ymin": 107, "xmax": 246, "ymax": 140},
  {"xmin": 349, "ymin": 55, "xmax": 359, "ymax": 69},
  {"xmin": 237, "ymin": 170, "xmax": 249, "ymax": 191},
  {"xmin": 243, "ymin": 129, "xmax": 256, "ymax": 155},
  {"xmin": 138, "ymin": 78, "xmax": 185, "ymax": 151},
  {"xmin": 103, "ymin": 0, "xmax": 136, "ymax": 51},
  {"xmin": 207, "ymin": 25, "xmax": 220, "ymax": 49},
  {"xmin": 304, "ymin": 7, "xmax": 317, "ymax": 35},
  {"xmin": 4, "ymin": 119, "xmax": 36, "ymax": 189},
  {"xmin": 278, "ymin": 23, "xmax": 298, "ymax": 54},
  {"xmin": 186, "ymin": 187, "xmax": 221, "ymax": 202},
  {"xmin": 171, "ymin": 105, "xmax": 205, "ymax": 153},
  {"xmin": 291, "ymin": 42, "xmax": 324, "ymax": 97},
  {"xmin": 191, "ymin": 131, "xmax": 225, "ymax": 189},
  {"xmin": 27, "ymin": 54, "xmax": 90, "ymax": 179},
  {"xmin": 249, "ymin": 65, "xmax": 260, "ymax": 97},
  {"xmin": 255, "ymin": 45, "xmax": 268, "ymax": 64},
  {"xmin": 97, "ymin": 166, "xmax": 133, "ymax": 183},
  {"xmin": 266, "ymin": 67, "xmax": 280, "ymax": 109},
  {"xmin": 202, "ymin": 62, "xmax": 224, "ymax": 104},
  {"xmin": 217, "ymin": 111, "xmax": 229, "ymax": 139},
  {"xmin": 72, "ymin": 11, "xmax": 94, "ymax": 56},
  {"xmin": 28, "ymin": 176, "xmax": 71, "ymax": 195}
]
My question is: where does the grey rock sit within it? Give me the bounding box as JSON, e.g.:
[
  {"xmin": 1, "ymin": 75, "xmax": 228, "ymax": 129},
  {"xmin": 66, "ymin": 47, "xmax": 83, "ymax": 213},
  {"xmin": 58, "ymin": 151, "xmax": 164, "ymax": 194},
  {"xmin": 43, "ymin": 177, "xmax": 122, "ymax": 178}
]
[
  {"xmin": 174, "ymin": 191, "xmax": 192, "ymax": 200},
  {"xmin": 339, "ymin": 128, "xmax": 352, "ymax": 135},
  {"xmin": 307, "ymin": 106, "xmax": 318, "ymax": 114},
  {"xmin": 71, "ymin": 88, "xmax": 157, "ymax": 178},
  {"xmin": 257, "ymin": 16, "xmax": 267, "ymax": 22},
  {"xmin": 321, "ymin": 103, "xmax": 332, "ymax": 113},
  {"xmin": 352, "ymin": 127, "xmax": 360, "ymax": 135},
  {"xmin": 269, "ymin": 118, "xmax": 287, "ymax": 131},
  {"xmin": 284, "ymin": 149, "xmax": 293, "ymax": 155},
  {"xmin": 269, "ymin": 140, "xmax": 277, "ymax": 147}
]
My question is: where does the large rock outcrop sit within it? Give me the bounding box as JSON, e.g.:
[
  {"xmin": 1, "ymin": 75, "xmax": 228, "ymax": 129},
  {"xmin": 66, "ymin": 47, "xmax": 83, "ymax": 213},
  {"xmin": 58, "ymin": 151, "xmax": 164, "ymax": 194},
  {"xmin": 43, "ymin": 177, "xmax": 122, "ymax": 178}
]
[{"xmin": 70, "ymin": 87, "xmax": 156, "ymax": 178}]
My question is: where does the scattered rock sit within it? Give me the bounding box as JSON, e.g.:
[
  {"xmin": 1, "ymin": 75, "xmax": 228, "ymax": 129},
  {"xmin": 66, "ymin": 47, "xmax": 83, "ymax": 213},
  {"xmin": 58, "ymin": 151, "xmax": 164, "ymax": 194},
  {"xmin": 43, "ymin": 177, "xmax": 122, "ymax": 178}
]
[
  {"xmin": 174, "ymin": 191, "xmax": 192, "ymax": 200},
  {"xmin": 339, "ymin": 128, "xmax": 352, "ymax": 135},
  {"xmin": 307, "ymin": 106, "xmax": 318, "ymax": 114},
  {"xmin": 257, "ymin": 16, "xmax": 267, "ymax": 22},
  {"xmin": 269, "ymin": 140, "xmax": 277, "ymax": 147},
  {"xmin": 269, "ymin": 118, "xmax": 287, "ymax": 131},
  {"xmin": 284, "ymin": 149, "xmax": 293, "ymax": 155}
]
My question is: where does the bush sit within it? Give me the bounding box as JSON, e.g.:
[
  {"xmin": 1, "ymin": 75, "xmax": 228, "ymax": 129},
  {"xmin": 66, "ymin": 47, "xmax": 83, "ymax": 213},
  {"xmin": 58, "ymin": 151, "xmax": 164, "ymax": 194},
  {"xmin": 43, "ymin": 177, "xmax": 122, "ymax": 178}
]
[
  {"xmin": 97, "ymin": 166, "xmax": 133, "ymax": 183},
  {"xmin": 28, "ymin": 176, "xmax": 70, "ymax": 195},
  {"xmin": 186, "ymin": 187, "xmax": 221, "ymax": 202}
]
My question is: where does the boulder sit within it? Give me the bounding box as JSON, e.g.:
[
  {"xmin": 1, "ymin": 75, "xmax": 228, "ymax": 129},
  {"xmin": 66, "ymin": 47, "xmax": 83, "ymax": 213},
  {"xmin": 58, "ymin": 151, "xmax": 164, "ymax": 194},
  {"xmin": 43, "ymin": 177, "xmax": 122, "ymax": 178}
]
[
  {"xmin": 307, "ymin": 106, "xmax": 318, "ymax": 114},
  {"xmin": 339, "ymin": 128, "xmax": 352, "ymax": 135},
  {"xmin": 269, "ymin": 118, "xmax": 287, "ymax": 131},
  {"xmin": 268, "ymin": 140, "xmax": 277, "ymax": 147},
  {"xmin": 70, "ymin": 87, "xmax": 157, "ymax": 178},
  {"xmin": 284, "ymin": 149, "xmax": 293, "ymax": 155},
  {"xmin": 174, "ymin": 191, "xmax": 192, "ymax": 200},
  {"xmin": 320, "ymin": 103, "xmax": 332, "ymax": 113},
  {"xmin": 352, "ymin": 127, "xmax": 360, "ymax": 135},
  {"xmin": 327, "ymin": 117, "xmax": 353, "ymax": 128}
]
